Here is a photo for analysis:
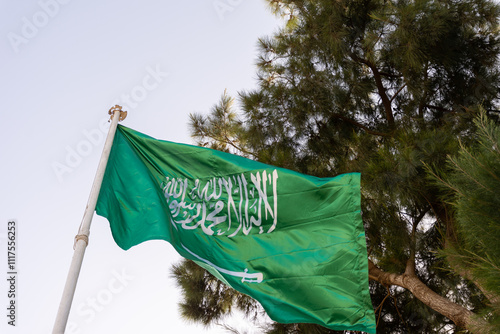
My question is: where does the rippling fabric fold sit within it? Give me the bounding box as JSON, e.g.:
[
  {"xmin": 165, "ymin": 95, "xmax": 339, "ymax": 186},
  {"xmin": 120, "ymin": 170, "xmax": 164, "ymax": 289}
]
[{"xmin": 96, "ymin": 125, "xmax": 376, "ymax": 333}]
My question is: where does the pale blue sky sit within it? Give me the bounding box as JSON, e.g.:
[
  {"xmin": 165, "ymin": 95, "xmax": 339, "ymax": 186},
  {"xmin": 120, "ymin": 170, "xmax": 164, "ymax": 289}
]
[{"xmin": 0, "ymin": 1, "xmax": 281, "ymax": 333}]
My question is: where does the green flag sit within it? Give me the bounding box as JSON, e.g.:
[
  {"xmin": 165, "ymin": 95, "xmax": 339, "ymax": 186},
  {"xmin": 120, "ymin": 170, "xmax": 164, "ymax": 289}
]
[{"xmin": 96, "ymin": 125, "xmax": 376, "ymax": 333}]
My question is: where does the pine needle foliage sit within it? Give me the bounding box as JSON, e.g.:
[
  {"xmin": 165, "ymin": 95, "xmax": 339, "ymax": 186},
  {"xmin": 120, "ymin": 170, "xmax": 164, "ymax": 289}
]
[
  {"xmin": 188, "ymin": 90, "xmax": 253, "ymax": 157},
  {"xmin": 171, "ymin": 259, "xmax": 260, "ymax": 326},
  {"xmin": 435, "ymin": 112, "xmax": 500, "ymax": 333},
  {"xmin": 171, "ymin": 0, "xmax": 500, "ymax": 332}
]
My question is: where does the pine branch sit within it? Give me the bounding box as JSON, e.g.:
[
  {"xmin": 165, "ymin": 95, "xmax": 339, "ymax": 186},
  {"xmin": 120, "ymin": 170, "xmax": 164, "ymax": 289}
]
[
  {"xmin": 390, "ymin": 84, "xmax": 407, "ymax": 103},
  {"xmin": 424, "ymin": 104, "xmax": 454, "ymax": 114},
  {"xmin": 368, "ymin": 260, "xmax": 484, "ymax": 330},
  {"xmin": 350, "ymin": 53, "xmax": 395, "ymax": 128},
  {"xmin": 330, "ymin": 113, "xmax": 390, "ymax": 137},
  {"xmin": 379, "ymin": 71, "xmax": 403, "ymax": 79},
  {"xmin": 445, "ymin": 248, "xmax": 500, "ymax": 306},
  {"xmin": 406, "ymin": 210, "xmax": 428, "ymax": 276},
  {"xmin": 220, "ymin": 135, "xmax": 259, "ymax": 159}
]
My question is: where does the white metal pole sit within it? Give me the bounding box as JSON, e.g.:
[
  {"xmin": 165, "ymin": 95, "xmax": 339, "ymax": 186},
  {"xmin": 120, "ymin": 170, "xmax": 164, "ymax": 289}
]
[{"xmin": 52, "ymin": 106, "xmax": 127, "ymax": 334}]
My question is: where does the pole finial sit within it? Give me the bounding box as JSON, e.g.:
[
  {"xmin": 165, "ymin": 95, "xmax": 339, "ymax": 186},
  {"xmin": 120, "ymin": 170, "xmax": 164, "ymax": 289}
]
[{"xmin": 108, "ymin": 105, "xmax": 127, "ymax": 122}]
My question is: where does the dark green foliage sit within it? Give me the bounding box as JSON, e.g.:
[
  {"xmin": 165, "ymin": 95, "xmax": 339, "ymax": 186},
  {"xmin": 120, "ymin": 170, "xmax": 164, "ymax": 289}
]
[
  {"xmin": 171, "ymin": 259, "xmax": 261, "ymax": 326},
  {"xmin": 447, "ymin": 114, "xmax": 500, "ymax": 259},
  {"xmin": 171, "ymin": 0, "xmax": 500, "ymax": 332},
  {"xmin": 436, "ymin": 113, "xmax": 500, "ymax": 332},
  {"xmin": 188, "ymin": 90, "xmax": 251, "ymax": 157}
]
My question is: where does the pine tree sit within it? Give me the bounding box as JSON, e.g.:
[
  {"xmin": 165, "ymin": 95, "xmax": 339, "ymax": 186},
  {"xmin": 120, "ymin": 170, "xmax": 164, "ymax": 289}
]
[
  {"xmin": 433, "ymin": 111, "xmax": 500, "ymax": 333},
  {"xmin": 172, "ymin": 0, "xmax": 500, "ymax": 332}
]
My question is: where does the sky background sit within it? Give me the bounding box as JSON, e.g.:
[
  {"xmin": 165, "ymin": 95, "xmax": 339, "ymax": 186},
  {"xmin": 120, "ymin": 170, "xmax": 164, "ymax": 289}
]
[{"xmin": 0, "ymin": 1, "xmax": 282, "ymax": 333}]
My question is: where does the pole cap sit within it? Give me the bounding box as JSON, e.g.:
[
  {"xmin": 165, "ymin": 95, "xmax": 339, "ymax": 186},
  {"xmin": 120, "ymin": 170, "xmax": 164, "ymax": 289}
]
[{"xmin": 108, "ymin": 105, "xmax": 127, "ymax": 122}]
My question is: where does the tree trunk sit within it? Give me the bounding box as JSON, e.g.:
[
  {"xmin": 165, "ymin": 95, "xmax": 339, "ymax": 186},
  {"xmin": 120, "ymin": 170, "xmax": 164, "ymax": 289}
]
[{"xmin": 368, "ymin": 260, "xmax": 481, "ymax": 330}]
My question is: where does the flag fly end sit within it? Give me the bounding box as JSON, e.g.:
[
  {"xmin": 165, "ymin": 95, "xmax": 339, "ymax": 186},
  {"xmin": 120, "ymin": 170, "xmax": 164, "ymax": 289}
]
[{"xmin": 96, "ymin": 125, "xmax": 376, "ymax": 332}]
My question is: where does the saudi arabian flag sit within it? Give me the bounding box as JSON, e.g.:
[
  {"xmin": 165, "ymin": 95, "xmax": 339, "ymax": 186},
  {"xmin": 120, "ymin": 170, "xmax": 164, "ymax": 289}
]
[{"xmin": 96, "ymin": 125, "xmax": 376, "ymax": 333}]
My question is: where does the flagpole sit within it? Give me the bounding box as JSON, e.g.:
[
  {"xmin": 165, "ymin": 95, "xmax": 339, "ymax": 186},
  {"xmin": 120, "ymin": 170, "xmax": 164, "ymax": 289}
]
[{"xmin": 52, "ymin": 105, "xmax": 127, "ymax": 334}]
